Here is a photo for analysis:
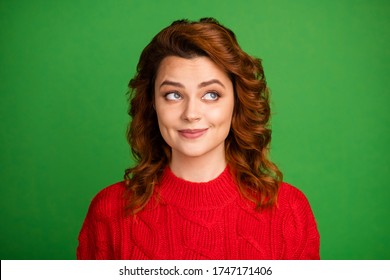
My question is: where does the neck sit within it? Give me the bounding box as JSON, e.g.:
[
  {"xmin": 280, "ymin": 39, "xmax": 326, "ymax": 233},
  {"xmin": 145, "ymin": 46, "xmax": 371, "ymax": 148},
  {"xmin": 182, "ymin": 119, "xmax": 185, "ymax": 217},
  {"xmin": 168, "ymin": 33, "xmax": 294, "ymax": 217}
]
[{"xmin": 170, "ymin": 145, "xmax": 226, "ymax": 182}]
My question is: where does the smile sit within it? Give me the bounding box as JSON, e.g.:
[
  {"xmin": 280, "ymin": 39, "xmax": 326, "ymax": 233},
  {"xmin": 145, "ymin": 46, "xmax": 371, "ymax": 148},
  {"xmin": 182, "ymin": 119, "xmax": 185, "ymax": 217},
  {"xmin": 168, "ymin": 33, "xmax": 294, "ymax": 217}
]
[{"xmin": 178, "ymin": 128, "xmax": 208, "ymax": 139}]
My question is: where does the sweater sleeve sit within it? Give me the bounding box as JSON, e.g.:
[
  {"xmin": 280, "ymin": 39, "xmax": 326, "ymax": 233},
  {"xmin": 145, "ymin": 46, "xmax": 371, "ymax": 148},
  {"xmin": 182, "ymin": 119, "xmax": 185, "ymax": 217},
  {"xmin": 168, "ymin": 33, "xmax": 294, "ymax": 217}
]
[
  {"xmin": 279, "ymin": 184, "xmax": 320, "ymax": 260},
  {"xmin": 77, "ymin": 187, "xmax": 116, "ymax": 260}
]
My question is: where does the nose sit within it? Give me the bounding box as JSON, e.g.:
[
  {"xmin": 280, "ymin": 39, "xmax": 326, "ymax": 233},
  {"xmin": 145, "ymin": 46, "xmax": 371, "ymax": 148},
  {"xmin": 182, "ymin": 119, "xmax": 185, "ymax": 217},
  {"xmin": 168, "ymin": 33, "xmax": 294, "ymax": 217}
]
[{"xmin": 181, "ymin": 98, "xmax": 201, "ymax": 122}]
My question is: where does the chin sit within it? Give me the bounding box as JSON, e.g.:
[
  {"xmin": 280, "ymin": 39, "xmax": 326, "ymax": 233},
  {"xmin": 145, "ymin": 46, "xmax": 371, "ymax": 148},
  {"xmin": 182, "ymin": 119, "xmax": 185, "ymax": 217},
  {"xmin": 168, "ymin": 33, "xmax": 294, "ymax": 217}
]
[
  {"xmin": 174, "ymin": 145, "xmax": 222, "ymax": 159},
  {"xmin": 177, "ymin": 150, "xmax": 210, "ymax": 158}
]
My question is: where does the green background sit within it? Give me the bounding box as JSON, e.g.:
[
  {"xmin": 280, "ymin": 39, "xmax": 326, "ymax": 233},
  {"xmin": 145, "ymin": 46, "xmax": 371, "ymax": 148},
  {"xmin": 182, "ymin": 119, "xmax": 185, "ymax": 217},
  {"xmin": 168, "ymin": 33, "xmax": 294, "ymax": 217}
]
[{"xmin": 1, "ymin": 0, "xmax": 389, "ymax": 260}]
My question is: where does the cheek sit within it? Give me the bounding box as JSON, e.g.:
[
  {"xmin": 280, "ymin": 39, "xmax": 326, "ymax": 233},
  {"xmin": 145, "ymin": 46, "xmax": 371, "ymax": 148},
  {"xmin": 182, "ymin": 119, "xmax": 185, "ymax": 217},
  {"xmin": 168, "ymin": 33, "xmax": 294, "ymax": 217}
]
[
  {"xmin": 156, "ymin": 114, "xmax": 169, "ymax": 134},
  {"xmin": 208, "ymin": 103, "xmax": 234, "ymax": 127},
  {"xmin": 156, "ymin": 106, "xmax": 178, "ymax": 132},
  {"xmin": 155, "ymin": 111, "xmax": 172, "ymax": 146}
]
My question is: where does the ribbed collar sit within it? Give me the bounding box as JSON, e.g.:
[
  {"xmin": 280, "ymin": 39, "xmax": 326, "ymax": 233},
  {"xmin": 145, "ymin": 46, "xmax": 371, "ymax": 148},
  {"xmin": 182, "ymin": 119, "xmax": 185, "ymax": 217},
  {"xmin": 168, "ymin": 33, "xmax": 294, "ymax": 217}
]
[{"xmin": 156, "ymin": 165, "xmax": 239, "ymax": 210}]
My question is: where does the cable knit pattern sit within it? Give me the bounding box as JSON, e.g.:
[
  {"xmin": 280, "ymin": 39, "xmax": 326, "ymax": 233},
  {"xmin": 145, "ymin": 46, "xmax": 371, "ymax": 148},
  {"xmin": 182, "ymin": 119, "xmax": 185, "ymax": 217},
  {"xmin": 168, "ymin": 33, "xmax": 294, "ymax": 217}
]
[{"xmin": 77, "ymin": 166, "xmax": 320, "ymax": 259}]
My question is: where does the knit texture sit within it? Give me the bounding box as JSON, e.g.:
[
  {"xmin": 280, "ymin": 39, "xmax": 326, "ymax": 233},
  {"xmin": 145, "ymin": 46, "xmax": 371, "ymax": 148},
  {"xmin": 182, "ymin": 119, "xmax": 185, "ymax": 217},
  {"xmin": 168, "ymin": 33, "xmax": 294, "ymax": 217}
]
[{"xmin": 77, "ymin": 166, "xmax": 320, "ymax": 259}]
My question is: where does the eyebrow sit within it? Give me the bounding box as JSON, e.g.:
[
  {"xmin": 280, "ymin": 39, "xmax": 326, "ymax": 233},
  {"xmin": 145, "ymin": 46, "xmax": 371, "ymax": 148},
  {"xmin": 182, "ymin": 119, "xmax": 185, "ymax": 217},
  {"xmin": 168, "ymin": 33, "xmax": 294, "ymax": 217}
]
[
  {"xmin": 159, "ymin": 80, "xmax": 184, "ymax": 88},
  {"xmin": 159, "ymin": 79, "xmax": 225, "ymax": 89},
  {"xmin": 199, "ymin": 79, "xmax": 225, "ymax": 89}
]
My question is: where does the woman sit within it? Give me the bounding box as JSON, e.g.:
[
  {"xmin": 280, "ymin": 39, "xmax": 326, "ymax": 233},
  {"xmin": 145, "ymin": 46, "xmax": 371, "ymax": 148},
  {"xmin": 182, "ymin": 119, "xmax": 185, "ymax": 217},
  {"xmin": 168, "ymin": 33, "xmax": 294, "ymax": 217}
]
[{"xmin": 77, "ymin": 18, "xmax": 320, "ymax": 259}]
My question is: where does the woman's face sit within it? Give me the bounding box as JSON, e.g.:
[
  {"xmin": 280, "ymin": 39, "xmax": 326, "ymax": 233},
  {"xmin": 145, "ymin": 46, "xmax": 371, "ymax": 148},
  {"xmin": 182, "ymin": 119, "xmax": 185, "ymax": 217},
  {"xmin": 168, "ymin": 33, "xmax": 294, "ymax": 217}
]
[{"xmin": 154, "ymin": 56, "xmax": 234, "ymax": 161}]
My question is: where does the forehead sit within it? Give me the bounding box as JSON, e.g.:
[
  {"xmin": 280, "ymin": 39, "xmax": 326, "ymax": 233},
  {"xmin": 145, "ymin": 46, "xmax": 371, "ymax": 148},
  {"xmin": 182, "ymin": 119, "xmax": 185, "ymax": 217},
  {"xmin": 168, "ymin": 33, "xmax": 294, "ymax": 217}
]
[{"xmin": 155, "ymin": 56, "xmax": 230, "ymax": 85}]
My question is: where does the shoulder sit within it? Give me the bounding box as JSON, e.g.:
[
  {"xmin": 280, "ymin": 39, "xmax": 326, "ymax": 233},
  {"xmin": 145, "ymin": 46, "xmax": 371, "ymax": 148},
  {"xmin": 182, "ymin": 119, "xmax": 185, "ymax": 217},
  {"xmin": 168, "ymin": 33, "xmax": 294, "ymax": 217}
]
[
  {"xmin": 92, "ymin": 181, "xmax": 127, "ymax": 203},
  {"xmin": 275, "ymin": 182, "xmax": 319, "ymax": 238},
  {"xmin": 274, "ymin": 182, "xmax": 320, "ymax": 259},
  {"xmin": 86, "ymin": 181, "xmax": 127, "ymax": 219},
  {"xmin": 276, "ymin": 182, "xmax": 313, "ymax": 212}
]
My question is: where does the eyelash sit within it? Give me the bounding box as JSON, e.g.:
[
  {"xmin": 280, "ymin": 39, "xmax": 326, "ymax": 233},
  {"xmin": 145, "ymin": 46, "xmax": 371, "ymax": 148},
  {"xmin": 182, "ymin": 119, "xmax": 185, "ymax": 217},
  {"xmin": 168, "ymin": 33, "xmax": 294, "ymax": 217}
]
[
  {"xmin": 163, "ymin": 91, "xmax": 221, "ymax": 101},
  {"xmin": 164, "ymin": 91, "xmax": 182, "ymax": 100},
  {"xmin": 202, "ymin": 91, "xmax": 220, "ymax": 101}
]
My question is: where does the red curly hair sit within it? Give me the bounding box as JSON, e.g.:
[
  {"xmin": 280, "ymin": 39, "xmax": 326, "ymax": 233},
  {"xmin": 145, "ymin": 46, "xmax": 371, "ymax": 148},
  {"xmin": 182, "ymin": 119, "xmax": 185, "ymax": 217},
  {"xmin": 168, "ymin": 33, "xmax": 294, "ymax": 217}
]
[{"xmin": 125, "ymin": 18, "xmax": 282, "ymax": 213}]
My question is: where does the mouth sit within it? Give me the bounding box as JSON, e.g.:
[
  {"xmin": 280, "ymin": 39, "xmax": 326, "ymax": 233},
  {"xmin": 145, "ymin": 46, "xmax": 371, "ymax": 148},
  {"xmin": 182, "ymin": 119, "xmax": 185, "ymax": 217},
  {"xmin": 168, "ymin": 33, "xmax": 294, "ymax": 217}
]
[{"xmin": 178, "ymin": 128, "xmax": 208, "ymax": 139}]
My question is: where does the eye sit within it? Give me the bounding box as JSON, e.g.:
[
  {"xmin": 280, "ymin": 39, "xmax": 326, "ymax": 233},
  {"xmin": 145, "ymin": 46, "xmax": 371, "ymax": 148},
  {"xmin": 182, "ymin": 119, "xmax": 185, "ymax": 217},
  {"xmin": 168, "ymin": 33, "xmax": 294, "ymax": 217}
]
[
  {"xmin": 165, "ymin": 92, "xmax": 182, "ymax": 101},
  {"xmin": 202, "ymin": 91, "xmax": 220, "ymax": 101}
]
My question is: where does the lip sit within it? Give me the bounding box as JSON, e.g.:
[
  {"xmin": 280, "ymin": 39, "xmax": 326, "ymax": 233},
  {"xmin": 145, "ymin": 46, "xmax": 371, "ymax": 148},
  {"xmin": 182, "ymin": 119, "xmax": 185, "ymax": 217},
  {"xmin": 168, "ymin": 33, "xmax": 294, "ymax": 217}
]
[{"xmin": 178, "ymin": 128, "xmax": 208, "ymax": 139}]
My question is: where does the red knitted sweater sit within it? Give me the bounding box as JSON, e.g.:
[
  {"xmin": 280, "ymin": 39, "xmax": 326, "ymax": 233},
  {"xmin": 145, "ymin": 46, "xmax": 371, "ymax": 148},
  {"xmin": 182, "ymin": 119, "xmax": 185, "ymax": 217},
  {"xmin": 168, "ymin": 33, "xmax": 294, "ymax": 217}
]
[{"xmin": 77, "ymin": 166, "xmax": 320, "ymax": 259}]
